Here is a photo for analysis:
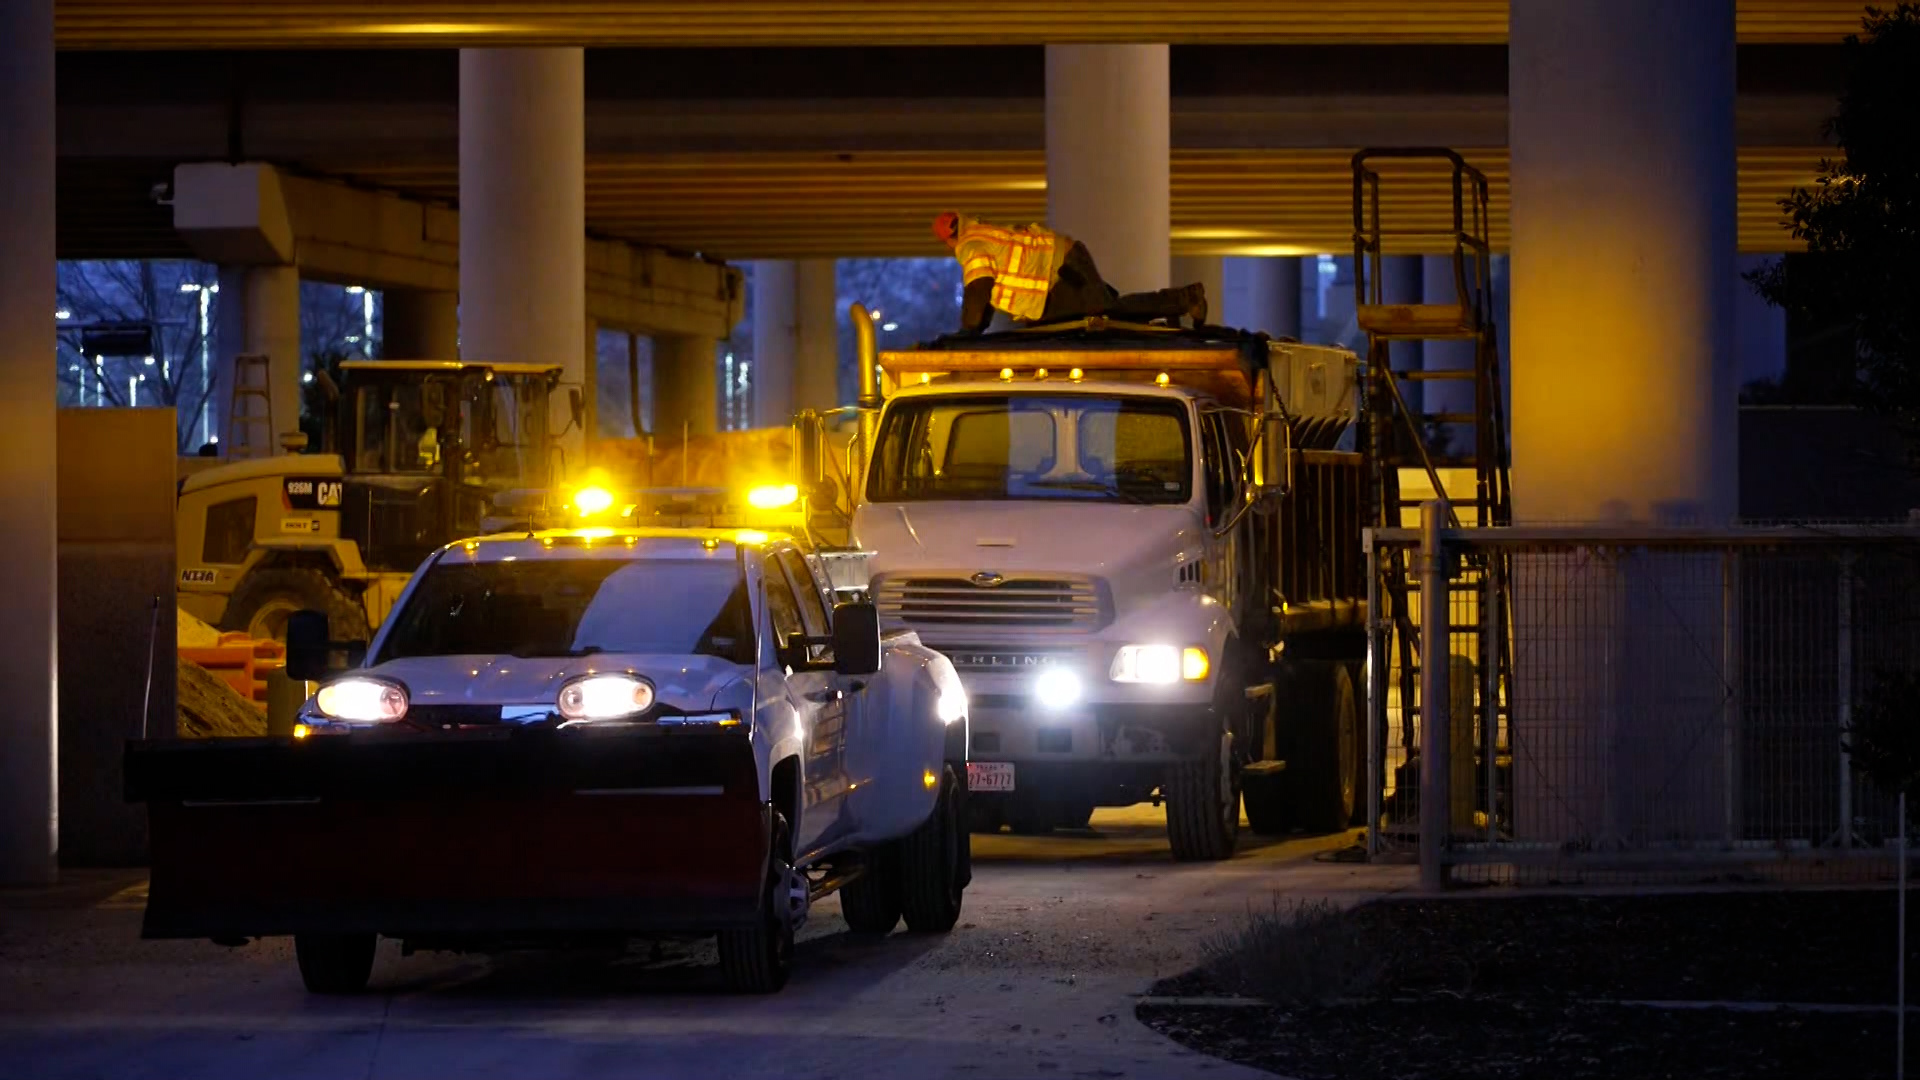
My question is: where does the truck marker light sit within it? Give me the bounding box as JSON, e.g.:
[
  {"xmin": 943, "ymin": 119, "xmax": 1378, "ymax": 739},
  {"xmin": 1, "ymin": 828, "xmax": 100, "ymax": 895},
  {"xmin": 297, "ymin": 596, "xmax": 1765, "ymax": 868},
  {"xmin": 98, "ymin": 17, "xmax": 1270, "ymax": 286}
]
[
  {"xmin": 1034, "ymin": 668, "xmax": 1082, "ymax": 710},
  {"xmin": 1069, "ymin": 368, "xmax": 1084, "ymax": 381},
  {"xmin": 1182, "ymin": 647, "xmax": 1211, "ymax": 681},
  {"xmin": 999, "ymin": 367, "xmax": 1014, "ymax": 381},
  {"xmin": 292, "ymin": 724, "xmax": 311, "ymax": 740},
  {"xmin": 923, "ymin": 770, "xmax": 938, "ymax": 789}
]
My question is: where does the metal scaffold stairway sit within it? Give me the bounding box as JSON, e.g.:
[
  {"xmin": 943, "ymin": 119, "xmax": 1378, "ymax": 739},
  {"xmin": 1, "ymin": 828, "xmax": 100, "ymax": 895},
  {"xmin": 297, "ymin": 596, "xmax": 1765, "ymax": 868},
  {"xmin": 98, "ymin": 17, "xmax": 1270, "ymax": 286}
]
[{"xmin": 1350, "ymin": 148, "xmax": 1514, "ymax": 841}]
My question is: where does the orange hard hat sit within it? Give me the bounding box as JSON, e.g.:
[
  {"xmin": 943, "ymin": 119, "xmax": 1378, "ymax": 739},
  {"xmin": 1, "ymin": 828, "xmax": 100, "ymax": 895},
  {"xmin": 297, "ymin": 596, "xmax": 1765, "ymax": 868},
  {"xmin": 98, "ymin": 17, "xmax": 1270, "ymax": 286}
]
[{"xmin": 932, "ymin": 212, "xmax": 960, "ymax": 243}]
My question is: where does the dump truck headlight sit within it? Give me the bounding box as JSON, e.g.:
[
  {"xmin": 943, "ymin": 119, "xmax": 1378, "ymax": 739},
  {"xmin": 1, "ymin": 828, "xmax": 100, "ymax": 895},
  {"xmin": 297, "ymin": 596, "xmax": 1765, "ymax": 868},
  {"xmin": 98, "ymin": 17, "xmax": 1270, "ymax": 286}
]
[
  {"xmin": 313, "ymin": 677, "xmax": 409, "ymax": 723},
  {"xmin": 556, "ymin": 674, "xmax": 656, "ymax": 722},
  {"xmin": 1034, "ymin": 668, "xmax": 1082, "ymax": 710},
  {"xmin": 1111, "ymin": 645, "xmax": 1209, "ymax": 684}
]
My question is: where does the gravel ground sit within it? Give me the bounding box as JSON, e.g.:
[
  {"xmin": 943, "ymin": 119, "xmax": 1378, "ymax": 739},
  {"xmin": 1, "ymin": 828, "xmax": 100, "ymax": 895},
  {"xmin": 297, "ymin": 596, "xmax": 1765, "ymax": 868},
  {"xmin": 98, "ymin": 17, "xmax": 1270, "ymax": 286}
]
[
  {"xmin": 0, "ymin": 809, "xmax": 1406, "ymax": 1080},
  {"xmin": 1139, "ymin": 890, "xmax": 1916, "ymax": 1080}
]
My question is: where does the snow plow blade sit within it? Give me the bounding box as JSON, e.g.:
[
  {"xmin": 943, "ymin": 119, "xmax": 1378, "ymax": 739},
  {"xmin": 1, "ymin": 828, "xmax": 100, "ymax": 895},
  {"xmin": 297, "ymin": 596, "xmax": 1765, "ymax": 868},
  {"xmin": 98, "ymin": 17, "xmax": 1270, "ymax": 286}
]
[{"xmin": 123, "ymin": 727, "xmax": 768, "ymax": 941}]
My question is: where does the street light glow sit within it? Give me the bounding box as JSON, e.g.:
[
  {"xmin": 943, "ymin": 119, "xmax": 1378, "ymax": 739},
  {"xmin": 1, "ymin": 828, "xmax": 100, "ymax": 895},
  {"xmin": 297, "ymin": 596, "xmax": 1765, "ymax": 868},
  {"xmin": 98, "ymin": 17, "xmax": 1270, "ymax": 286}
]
[{"xmin": 54, "ymin": 308, "xmax": 70, "ymax": 320}]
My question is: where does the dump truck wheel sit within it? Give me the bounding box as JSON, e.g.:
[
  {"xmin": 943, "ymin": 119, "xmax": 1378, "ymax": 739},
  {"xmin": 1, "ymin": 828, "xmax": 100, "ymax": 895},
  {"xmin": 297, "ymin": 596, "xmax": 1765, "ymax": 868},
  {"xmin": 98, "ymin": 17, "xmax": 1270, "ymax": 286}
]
[
  {"xmin": 899, "ymin": 766, "xmax": 966, "ymax": 933},
  {"xmin": 1289, "ymin": 662, "xmax": 1359, "ymax": 834},
  {"xmin": 1167, "ymin": 728, "xmax": 1241, "ymax": 862},
  {"xmin": 1242, "ymin": 771, "xmax": 1293, "ymax": 836},
  {"xmin": 294, "ymin": 933, "xmax": 377, "ymax": 994},
  {"xmin": 223, "ymin": 567, "xmax": 368, "ymax": 644},
  {"xmin": 719, "ymin": 812, "xmax": 795, "ymax": 993},
  {"xmin": 838, "ymin": 850, "xmax": 902, "ymax": 936}
]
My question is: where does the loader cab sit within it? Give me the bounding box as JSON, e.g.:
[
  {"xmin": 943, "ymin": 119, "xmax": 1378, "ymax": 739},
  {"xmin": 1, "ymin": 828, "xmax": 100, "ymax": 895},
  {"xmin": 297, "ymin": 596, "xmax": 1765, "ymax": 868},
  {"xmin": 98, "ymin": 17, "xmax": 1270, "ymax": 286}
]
[{"xmin": 333, "ymin": 361, "xmax": 563, "ymax": 572}]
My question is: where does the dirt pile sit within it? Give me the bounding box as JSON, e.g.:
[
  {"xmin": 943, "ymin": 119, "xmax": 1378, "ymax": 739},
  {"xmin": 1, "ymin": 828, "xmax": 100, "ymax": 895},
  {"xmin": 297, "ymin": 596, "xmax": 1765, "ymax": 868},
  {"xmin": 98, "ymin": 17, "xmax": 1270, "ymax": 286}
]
[
  {"xmin": 175, "ymin": 655, "xmax": 265, "ymax": 738},
  {"xmin": 176, "ymin": 608, "xmax": 222, "ymax": 648}
]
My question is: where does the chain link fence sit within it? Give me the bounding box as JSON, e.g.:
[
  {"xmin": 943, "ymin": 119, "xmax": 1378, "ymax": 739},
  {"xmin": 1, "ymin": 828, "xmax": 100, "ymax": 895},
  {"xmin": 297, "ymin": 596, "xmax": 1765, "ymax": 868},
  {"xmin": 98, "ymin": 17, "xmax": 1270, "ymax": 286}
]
[{"xmin": 1366, "ymin": 516, "xmax": 1920, "ymax": 885}]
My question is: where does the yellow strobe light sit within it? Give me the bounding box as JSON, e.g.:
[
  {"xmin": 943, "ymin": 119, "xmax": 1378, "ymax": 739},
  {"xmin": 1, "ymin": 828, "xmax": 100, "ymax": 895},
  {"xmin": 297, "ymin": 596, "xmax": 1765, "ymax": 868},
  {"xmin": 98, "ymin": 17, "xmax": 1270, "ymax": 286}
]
[
  {"xmin": 747, "ymin": 483, "xmax": 800, "ymax": 510},
  {"xmin": 573, "ymin": 486, "xmax": 615, "ymax": 516},
  {"xmin": 733, "ymin": 529, "xmax": 771, "ymax": 546}
]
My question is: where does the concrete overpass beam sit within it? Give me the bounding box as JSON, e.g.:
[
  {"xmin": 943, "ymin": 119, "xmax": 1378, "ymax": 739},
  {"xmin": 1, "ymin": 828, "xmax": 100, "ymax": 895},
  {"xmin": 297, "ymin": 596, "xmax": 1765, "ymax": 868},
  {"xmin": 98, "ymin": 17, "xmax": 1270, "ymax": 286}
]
[
  {"xmin": 380, "ymin": 289, "xmax": 459, "ymax": 359},
  {"xmin": 459, "ymin": 47, "xmax": 587, "ymax": 477},
  {"xmin": 654, "ymin": 334, "xmax": 718, "ymax": 440},
  {"xmin": 0, "ymin": 0, "xmax": 57, "ymax": 885},
  {"xmin": 1510, "ymin": 0, "xmax": 1736, "ymax": 523},
  {"xmin": 1046, "ymin": 44, "xmax": 1170, "ymax": 292},
  {"xmin": 751, "ymin": 261, "xmax": 796, "ymax": 426},
  {"xmin": 1226, "ymin": 257, "xmax": 1302, "ymax": 340}
]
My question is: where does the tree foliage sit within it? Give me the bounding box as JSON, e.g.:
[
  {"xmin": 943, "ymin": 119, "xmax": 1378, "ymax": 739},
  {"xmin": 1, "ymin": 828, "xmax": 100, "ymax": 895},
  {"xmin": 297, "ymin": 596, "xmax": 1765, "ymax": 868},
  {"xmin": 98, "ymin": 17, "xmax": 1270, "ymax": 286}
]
[{"xmin": 1747, "ymin": 5, "xmax": 1920, "ymax": 438}]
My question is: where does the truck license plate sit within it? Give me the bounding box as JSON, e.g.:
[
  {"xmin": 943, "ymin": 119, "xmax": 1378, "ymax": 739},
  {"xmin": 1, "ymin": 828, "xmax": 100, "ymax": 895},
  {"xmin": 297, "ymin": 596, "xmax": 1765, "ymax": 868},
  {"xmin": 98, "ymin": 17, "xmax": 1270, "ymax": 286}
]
[{"xmin": 968, "ymin": 762, "xmax": 1015, "ymax": 793}]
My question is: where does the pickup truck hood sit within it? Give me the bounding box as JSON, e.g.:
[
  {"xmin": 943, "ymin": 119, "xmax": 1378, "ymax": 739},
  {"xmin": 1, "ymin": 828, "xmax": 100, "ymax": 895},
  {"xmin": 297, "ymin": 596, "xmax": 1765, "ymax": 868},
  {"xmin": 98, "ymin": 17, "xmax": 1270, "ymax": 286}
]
[
  {"xmin": 367, "ymin": 654, "xmax": 748, "ymax": 713},
  {"xmin": 856, "ymin": 501, "xmax": 1205, "ymax": 578}
]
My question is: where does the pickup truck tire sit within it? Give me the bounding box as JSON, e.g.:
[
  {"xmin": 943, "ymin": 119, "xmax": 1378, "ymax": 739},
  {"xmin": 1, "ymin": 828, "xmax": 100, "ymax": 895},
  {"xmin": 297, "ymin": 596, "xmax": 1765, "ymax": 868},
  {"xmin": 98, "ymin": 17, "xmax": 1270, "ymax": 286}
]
[
  {"xmin": 1288, "ymin": 662, "xmax": 1359, "ymax": 834},
  {"xmin": 293, "ymin": 932, "xmax": 377, "ymax": 994},
  {"xmin": 222, "ymin": 567, "xmax": 369, "ymax": 644},
  {"xmin": 839, "ymin": 851, "xmax": 902, "ymax": 935},
  {"xmin": 719, "ymin": 812, "xmax": 795, "ymax": 993},
  {"xmin": 1167, "ymin": 729, "xmax": 1240, "ymax": 862},
  {"xmin": 899, "ymin": 765, "xmax": 966, "ymax": 933}
]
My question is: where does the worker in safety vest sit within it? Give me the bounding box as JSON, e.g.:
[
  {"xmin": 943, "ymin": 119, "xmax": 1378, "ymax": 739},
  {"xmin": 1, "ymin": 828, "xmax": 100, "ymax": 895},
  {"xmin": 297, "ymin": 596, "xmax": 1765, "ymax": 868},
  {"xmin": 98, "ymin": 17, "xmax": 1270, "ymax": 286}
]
[{"xmin": 933, "ymin": 212, "xmax": 1209, "ymax": 334}]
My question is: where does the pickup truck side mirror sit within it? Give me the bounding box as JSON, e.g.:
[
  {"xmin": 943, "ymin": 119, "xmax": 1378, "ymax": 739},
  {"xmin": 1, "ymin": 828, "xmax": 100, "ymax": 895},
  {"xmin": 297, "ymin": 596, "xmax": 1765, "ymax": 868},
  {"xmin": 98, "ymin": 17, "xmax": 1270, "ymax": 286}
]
[
  {"xmin": 285, "ymin": 609, "xmax": 365, "ymax": 681},
  {"xmin": 829, "ymin": 601, "xmax": 882, "ymax": 677}
]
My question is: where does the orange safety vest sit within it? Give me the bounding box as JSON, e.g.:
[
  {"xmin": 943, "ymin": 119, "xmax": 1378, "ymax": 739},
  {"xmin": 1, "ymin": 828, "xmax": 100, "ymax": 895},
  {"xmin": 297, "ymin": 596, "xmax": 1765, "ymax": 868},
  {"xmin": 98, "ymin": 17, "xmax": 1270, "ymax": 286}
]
[{"xmin": 953, "ymin": 216, "xmax": 1072, "ymax": 322}]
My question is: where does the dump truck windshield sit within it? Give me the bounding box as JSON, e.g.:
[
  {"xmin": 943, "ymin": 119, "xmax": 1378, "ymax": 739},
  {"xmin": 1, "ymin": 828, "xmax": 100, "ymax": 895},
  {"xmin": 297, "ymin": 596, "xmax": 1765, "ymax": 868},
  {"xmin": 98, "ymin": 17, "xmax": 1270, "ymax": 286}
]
[
  {"xmin": 869, "ymin": 394, "xmax": 1193, "ymax": 505},
  {"xmin": 377, "ymin": 558, "xmax": 754, "ymax": 664}
]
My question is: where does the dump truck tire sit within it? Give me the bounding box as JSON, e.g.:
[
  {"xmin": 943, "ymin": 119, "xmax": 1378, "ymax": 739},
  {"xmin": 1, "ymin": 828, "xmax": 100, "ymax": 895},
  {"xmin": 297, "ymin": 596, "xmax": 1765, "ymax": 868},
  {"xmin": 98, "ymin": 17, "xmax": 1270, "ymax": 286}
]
[
  {"xmin": 1167, "ymin": 728, "xmax": 1240, "ymax": 862},
  {"xmin": 222, "ymin": 566, "xmax": 368, "ymax": 644},
  {"xmin": 1289, "ymin": 661, "xmax": 1359, "ymax": 834}
]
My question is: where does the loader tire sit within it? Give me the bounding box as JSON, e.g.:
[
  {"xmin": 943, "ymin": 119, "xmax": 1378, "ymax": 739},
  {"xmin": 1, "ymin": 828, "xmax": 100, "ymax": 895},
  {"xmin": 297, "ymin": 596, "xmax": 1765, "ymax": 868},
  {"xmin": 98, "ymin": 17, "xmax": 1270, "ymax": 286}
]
[
  {"xmin": 838, "ymin": 850, "xmax": 902, "ymax": 936},
  {"xmin": 294, "ymin": 933, "xmax": 377, "ymax": 994},
  {"xmin": 1167, "ymin": 728, "xmax": 1241, "ymax": 862},
  {"xmin": 899, "ymin": 766, "xmax": 966, "ymax": 933},
  {"xmin": 719, "ymin": 812, "xmax": 795, "ymax": 993},
  {"xmin": 1289, "ymin": 661, "xmax": 1359, "ymax": 834},
  {"xmin": 222, "ymin": 566, "xmax": 368, "ymax": 645}
]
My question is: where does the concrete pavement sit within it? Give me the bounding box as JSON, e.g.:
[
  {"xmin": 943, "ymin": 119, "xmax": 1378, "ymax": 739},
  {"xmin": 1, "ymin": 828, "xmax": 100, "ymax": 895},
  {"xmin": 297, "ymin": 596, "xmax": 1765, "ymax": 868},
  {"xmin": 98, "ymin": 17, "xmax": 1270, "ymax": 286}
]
[{"xmin": 0, "ymin": 807, "xmax": 1410, "ymax": 1079}]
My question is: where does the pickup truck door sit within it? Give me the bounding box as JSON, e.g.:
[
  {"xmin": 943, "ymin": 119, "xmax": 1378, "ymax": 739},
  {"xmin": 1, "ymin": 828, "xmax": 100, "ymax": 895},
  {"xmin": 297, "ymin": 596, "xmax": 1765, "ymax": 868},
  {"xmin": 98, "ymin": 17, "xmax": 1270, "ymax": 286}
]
[
  {"xmin": 777, "ymin": 548, "xmax": 887, "ymax": 844},
  {"xmin": 764, "ymin": 552, "xmax": 851, "ymax": 856}
]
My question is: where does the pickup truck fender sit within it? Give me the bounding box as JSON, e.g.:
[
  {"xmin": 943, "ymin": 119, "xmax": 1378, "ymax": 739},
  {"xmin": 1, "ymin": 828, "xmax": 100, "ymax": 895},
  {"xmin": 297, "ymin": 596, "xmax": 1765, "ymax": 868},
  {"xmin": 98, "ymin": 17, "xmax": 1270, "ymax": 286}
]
[{"xmin": 852, "ymin": 631, "xmax": 968, "ymax": 844}]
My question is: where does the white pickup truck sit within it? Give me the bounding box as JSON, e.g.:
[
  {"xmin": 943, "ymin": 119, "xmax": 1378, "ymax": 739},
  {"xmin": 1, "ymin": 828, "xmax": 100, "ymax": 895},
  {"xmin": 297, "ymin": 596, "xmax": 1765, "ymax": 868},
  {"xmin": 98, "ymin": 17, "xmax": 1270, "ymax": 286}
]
[{"xmin": 125, "ymin": 524, "xmax": 972, "ymax": 994}]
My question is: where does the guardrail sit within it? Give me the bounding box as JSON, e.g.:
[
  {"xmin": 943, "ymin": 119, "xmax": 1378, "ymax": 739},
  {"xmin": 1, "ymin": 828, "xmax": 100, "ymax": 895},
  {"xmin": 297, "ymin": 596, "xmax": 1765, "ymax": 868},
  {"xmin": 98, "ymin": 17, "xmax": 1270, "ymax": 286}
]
[{"xmin": 1367, "ymin": 509, "xmax": 1920, "ymax": 886}]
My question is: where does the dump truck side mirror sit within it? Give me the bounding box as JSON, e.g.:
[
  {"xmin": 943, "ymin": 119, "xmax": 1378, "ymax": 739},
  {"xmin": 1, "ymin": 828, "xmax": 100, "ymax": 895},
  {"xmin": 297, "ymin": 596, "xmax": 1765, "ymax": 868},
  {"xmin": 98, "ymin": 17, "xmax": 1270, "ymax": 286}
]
[
  {"xmin": 1257, "ymin": 411, "xmax": 1291, "ymax": 498},
  {"xmin": 569, "ymin": 387, "xmax": 585, "ymax": 429}
]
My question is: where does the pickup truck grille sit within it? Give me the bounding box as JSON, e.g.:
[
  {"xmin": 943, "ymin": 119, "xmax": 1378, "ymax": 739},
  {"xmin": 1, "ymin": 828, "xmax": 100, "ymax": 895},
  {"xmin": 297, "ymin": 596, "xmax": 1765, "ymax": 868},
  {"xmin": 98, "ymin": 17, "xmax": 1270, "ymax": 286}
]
[{"xmin": 875, "ymin": 575, "xmax": 1109, "ymax": 632}]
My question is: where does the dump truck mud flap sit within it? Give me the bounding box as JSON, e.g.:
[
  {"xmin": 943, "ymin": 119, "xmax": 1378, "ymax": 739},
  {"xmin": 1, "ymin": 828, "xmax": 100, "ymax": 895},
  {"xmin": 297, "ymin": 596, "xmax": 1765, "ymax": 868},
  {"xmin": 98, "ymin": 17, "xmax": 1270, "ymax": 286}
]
[{"xmin": 124, "ymin": 728, "xmax": 767, "ymax": 940}]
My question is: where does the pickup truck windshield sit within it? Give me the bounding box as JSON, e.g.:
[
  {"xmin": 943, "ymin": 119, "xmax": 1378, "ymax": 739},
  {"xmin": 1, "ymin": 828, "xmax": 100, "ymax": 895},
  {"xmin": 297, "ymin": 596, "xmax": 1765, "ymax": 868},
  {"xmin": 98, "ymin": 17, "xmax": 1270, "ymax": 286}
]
[
  {"xmin": 869, "ymin": 394, "xmax": 1192, "ymax": 505},
  {"xmin": 377, "ymin": 558, "xmax": 754, "ymax": 664}
]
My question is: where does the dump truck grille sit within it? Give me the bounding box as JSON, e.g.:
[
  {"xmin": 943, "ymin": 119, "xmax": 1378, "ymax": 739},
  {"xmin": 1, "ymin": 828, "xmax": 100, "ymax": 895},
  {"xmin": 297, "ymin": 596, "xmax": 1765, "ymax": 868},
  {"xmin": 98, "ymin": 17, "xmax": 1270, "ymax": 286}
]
[{"xmin": 875, "ymin": 575, "xmax": 1109, "ymax": 631}]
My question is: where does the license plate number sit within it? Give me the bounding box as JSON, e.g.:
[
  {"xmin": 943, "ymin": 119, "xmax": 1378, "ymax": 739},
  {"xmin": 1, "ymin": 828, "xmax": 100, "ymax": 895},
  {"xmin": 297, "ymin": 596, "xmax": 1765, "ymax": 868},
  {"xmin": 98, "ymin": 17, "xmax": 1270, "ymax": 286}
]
[{"xmin": 968, "ymin": 761, "xmax": 1015, "ymax": 793}]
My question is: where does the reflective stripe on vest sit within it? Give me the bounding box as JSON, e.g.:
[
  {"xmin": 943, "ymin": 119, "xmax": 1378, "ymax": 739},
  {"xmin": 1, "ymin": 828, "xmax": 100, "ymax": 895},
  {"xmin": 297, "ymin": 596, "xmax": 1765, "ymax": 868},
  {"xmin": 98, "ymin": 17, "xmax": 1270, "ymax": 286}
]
[{"xmin": 955, "ymin": 219, "xmax": 1064, "ymax": 321}]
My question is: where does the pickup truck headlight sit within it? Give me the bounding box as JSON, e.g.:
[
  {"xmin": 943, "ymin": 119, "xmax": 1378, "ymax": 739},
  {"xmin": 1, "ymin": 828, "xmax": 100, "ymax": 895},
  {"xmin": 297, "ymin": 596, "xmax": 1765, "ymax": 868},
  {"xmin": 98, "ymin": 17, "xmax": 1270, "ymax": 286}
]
[
  {"xmin": 557, "ymin": 673, "xmax": 656, "ymax": 722},
  {"xmin": 313, "ymin": 677, "xmax": 409, "ymax": 723},
  {"xmin": 1110, "ymin": 645, "xmax": 1210, "ymax": 685}
]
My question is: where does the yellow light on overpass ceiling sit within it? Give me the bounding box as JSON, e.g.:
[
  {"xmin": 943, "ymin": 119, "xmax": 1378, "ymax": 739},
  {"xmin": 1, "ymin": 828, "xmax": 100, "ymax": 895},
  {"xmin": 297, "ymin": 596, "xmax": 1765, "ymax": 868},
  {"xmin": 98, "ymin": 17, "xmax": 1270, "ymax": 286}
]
[{"xmin": 339, "ymin": 22, "xmax": 536, "ymax": 36}]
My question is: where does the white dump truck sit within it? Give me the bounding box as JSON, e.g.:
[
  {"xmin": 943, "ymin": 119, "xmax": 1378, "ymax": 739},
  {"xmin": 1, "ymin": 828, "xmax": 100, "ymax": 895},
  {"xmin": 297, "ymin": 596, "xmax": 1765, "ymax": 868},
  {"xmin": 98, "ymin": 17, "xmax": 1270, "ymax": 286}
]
[{"xmin": 807, "ymin": 312, "xmax": 1369, "ymax": 861}]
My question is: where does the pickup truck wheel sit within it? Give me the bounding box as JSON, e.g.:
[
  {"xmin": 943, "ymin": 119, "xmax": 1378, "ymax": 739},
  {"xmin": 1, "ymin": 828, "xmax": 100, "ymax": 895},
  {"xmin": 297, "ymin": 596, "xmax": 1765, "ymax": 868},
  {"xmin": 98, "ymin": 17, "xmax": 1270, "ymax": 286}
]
[
  {"xmin": 1167, "ymin": 729, "xmax": 1241, "ymax": 862},
  {"xmin": 838, "ymin": 852, "xmax": 902, "ymax": 935},
  {"xmin": 1289, "ymin": 662, "xmax": 1359, "ymax": 834},
  {"xmin": 293, "ymin": 933, "xmax": 377, "ymax": 994},
  {"xmin": 899, "ymin": 765, "xmax": 966, "ymax": 933},
  {"xmin": 718, "ymin": 812, "xmax": 795, "ymax": 993}
]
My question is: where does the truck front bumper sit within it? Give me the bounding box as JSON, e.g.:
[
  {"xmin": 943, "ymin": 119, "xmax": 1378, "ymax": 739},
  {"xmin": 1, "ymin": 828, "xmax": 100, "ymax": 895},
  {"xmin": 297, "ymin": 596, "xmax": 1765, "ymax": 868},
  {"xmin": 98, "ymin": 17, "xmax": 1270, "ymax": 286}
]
[{"xmin": 125, "ymin": 727, "xmax": 768, "ymax": 941}]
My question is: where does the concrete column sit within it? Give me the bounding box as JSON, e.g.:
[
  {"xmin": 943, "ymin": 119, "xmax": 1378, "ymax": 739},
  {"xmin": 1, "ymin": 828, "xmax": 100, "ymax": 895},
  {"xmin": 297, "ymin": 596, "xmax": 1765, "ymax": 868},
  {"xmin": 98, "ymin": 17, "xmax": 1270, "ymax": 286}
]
[
  {"xmin": 1421, "ymin": 255, "xmax": 1477, "ymax": 423},
  {"xmin": 213, "ymin": 264, "xmax": 302, "ymax": 456},
  {"xmin": 381, "ymin": 289, "xmax": 458, "ymax": 359},
  {"xmin": 1510, "ymin": 0, "xmax": 1736, "ymax": 523},
  {"xmin": 459, "ymin": 48, "xmax": 586, "ymax": 478},
  {"xmin": 751, "ymin": 261, "xmax": 797, "ymax": 427},
  {"xmin": 1171, "ymin": 256, "xmax": 1224, "ymax": 323},
  {"xmin": 1509, "ymin": 0, "xmax": 1737, "ymax": 851},
  {"xmin": 1046, "ymin": 45, "xmax": 1170, "ymax": 292},
  {"xmin": 1230, "ymin": 257, "xmax": 1302, "ymax": 340},
  {"xmin": 0, "ymin": 0, "xmax": 56, "ymax": 885},
  {"xmin": 653, "ymin": 334, "xmax": 717, "ymax": 439},
  {"xmin": 795, "ymin": 259, "xmax": 839, "ymax": 413},
  {"xmin": 582, "ymin": 316, "xmax": 600, "ymax": 449}
]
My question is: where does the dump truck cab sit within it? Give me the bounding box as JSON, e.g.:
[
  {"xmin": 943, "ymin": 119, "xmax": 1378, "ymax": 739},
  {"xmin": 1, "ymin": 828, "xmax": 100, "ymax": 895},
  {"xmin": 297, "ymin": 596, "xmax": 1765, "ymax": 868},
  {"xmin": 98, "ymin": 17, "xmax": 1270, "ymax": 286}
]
[{"xmin": 176, "ymin": 360, "xmax": 569, "ymax": 643}]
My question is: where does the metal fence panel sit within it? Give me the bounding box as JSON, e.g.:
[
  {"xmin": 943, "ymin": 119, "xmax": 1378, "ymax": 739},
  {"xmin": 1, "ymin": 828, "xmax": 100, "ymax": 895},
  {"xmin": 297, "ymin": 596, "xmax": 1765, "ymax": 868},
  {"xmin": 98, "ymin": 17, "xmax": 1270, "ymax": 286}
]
[{"xmin": 1366, "ymin": 519, "xmax": 1920, "ymax": 885}]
